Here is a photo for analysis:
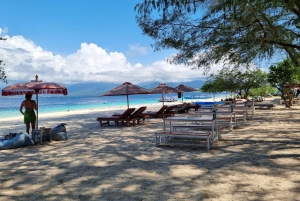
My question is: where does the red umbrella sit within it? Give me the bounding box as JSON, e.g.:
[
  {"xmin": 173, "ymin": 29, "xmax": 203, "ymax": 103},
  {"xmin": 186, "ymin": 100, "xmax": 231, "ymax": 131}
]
[
  {"xmin": 151, "ymin": 83, "xmax": 181, "ymax": 105},
  {"xmin": 102, "ymin": 82, "xmax": 152, "ymax": 108},
  {"xmin": 175, "ymin": 84, "xmax": 198, "ymax": 103},
  {"xmin": 2, "ymin": 75, "xmax": 68, "ymax": 127}
]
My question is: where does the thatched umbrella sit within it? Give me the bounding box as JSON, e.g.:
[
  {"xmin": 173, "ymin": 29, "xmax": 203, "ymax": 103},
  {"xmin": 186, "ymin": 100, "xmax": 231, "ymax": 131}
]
[{"xmin": 102, "ymin": 82, "xmax": 152, "ymax": 108}]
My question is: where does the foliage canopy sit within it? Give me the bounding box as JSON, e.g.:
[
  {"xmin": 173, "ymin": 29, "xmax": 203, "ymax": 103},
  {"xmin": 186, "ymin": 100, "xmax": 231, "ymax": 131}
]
[
  {"xmin": 201, "ymin": 65, "xmax": 268, "ymax": 99},
  {"xmin": 268, "ymin": 58, "xmax": 300, "ymax": 107},
  {"xmin": 135, "ymin": 0, "xmax": 300, "ymax": 68}
]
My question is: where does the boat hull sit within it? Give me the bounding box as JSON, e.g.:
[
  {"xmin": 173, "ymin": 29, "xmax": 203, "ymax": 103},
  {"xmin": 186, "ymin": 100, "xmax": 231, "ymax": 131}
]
[
  {"xmin": 157, "ymin": 97, "xmax": 178, "ymax": 102},
  {"xmin": 158, "ymin": 99, "xmax": 177, "ymax": 102},
  {"xmin": 184, "ymin": 96, "xmax": 212, "ymax": 99},
  {"xmin": 192, "ymin": 101, "xmax": 224, "ymax": 106}
]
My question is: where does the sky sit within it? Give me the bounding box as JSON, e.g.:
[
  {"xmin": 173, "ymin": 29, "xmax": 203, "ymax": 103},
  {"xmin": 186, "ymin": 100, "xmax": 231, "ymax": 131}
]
[{"xmin": 0, "ymin": 0, "xmax": 225, "ymax": 88}]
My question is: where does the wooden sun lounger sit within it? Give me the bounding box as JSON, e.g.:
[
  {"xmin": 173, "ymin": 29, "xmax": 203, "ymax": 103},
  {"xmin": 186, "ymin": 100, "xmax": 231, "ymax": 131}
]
[
  {"xmin": 96, "ymin": 108, "xmax": 136, "ymax": 127},
  {"xmin": 142, "ymin": 105, "xmax": 168, "ymax": 118},
  {"xmin": 172, "ymin": 102, "xmax": 188, "ymax": 113},
  {"xmin": 112, "ymin": 106, "xmax": 148, "ymax": 124},
  {"xmin": 185, "ymin": 104, "xmax": 201, "ymax": 112}
]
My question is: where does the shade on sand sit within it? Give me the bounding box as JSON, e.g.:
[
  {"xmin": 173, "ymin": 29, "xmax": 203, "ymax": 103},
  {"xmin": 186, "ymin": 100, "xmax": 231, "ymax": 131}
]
[
  {"xmin": 102, "ymin": 82, "xmax": 152, "ymax": 108},
  {"xmin": 1, "ymin": 75, "xmax": 68, "ymax": 128},
  {"xmin": 175, "ymin": 84, "xmax": 198, "ymax": 103},
  {"xmin": 151, "ymin": 83, "xmax": 181, "ymax": 105}
]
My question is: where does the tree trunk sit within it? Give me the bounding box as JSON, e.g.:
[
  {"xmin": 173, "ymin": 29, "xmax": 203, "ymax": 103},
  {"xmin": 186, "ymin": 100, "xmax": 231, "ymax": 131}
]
[{"xmin": 283, "ymin": 89, "xmax": 293, "ymax": 108}]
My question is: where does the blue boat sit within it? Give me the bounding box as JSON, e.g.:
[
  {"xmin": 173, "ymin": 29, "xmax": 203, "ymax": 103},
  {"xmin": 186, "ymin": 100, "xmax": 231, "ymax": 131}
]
[{"xmin": 184, "ymin": 95, "xmax": 212, "ymax": 99}]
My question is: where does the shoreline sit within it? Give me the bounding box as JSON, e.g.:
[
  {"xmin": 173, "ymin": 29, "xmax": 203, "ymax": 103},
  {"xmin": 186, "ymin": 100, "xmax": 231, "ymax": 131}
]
[
  {"xmin": 0, "ymin": 101, "xmax": 186, "ymax": 127},
  {"xmin": 0, "ymin": 96, "xmax": 278, "ymax": 123},
  {"xmin": 0, "ymin": 100, "xmax": 197, "ymax": 122},
  {"xmin": 0, "ymin": 93, "xmax": 228, "ymax": 120},
  {"xmin": 0, "ymin": 98, "xmax": 278, "ymax": 134}
]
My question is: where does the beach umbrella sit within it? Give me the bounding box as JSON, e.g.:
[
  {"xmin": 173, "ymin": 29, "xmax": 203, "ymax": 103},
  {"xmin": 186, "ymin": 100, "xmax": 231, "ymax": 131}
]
[
  {"xmin": 1, "ymin": 75, "xmax": 68, "ymax": 128},
  {"xmin": 175, "ymin": 84, "xmax": 198, "ymax": 103},
  {"xmin": 101, "ymin": 82, "xmax": 152, "ymax": 108},
  {"xmin": 151, "ymin": 83, "xmax": 181, "ymax": 105}
]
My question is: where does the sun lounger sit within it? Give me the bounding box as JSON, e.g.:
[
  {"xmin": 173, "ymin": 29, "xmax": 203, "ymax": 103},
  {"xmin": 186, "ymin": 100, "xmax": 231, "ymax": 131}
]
[
  {"xmin": 142, "ymin": 105, "xmax": 168, "ymax": 118},
  {"xmin": 112, "ymin": 106, "xmax": 147, "ymax": 124},
  {"xmin": 163, "ymin": 105, "xmax": 177, "ymax": 117},
  {"xmin": 185, "ymin": 104, "xmax": 201, "ymax": 112},
  {"xmin": 172, "ymin": 102, "xmax": 188, "ymax": 113},
  {"xmin": 96, "ymin": 108, "xmax": 135, "ymax": 127}
]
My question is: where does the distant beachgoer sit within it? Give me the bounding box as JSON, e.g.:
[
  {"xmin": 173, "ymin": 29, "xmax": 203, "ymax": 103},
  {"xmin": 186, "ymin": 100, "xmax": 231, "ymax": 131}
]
[{"xmin": 19, "ymin": 92, "xmax": 37, "ymax": 134}]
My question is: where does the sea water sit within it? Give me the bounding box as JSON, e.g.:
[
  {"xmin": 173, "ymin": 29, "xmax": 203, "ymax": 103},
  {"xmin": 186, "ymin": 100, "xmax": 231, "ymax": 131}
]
[{"xmin": 0, "ymin": 92, "xmax": 229, "ymax": 119}]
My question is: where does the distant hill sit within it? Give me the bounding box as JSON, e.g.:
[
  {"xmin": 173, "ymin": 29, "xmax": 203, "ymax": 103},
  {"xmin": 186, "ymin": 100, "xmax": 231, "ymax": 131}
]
[
  {"xmin": 139, "ymin": 80, "xmax": 206, "ymax": 90},
  {"xmin": 67, "ymin": 82, "xmax": 119, "ymax": 96},
  {"xmin": 66, "ymin": 80, "xmax": 206, "ymax": 96}
]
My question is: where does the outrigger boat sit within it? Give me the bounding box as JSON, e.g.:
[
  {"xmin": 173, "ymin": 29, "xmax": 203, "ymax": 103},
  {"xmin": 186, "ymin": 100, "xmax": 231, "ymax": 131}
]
[
  {"xmin": 157, "ymin": 97, "xmax": 178, "ymax": 102},
  {"xmin": 184, "ymin": 95, "xmax": 212, "ymax": 99}
]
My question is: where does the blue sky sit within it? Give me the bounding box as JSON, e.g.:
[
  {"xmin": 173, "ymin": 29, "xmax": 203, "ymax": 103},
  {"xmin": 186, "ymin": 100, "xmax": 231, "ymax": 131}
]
[
  {"xmin": 0, "ymin": 0, "xmax": 224, "ymax": 87},
  {"xmin": 1, "ymin": 0, "xmax": 170, "ymax": 64}
]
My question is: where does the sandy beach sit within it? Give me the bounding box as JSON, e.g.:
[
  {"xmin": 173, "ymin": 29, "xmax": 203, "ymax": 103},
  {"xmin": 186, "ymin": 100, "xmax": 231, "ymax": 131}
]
[{"xmin": 1, "ymin": 98, "xmax": 300, "ymax": 201}]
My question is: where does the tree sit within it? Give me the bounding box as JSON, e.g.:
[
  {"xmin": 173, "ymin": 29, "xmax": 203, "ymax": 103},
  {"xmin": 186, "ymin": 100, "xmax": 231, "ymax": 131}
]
[
  {"xmin": 201, "ymin": 65, "xmax": 268, "ymax": 100},
  {"xmin": 249, "ymin": 85, "xmax": 277, "ymax": 97},
  {"xmin": 0, "ymin": 37, "xmax": 7, "ymax": 83},
  {"xmin": 268, "ymin": 59, "xmax": 300, "ymax": 107},
  {"xmin": 135, "ymin": 0, "xmax": 300, "ymax": 69}
]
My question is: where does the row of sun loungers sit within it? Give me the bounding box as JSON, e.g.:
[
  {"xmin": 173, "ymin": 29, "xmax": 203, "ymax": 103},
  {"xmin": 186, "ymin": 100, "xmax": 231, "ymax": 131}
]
[
  {"xmin": 96, "ymin": 102, "xmax": 252, "ymax": 128},
  {"xmin": 96, "ymin": 104, "xmax": 183, "ymax": 127}
]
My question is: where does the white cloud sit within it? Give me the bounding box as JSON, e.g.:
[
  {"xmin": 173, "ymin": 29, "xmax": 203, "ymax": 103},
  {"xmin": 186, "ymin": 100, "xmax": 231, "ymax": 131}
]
[
  {"xmin": 126, "ymin": 44, "xmax": 148, "ymax": 56},
  {"xmin": 0, "ymin": 34, "xmax": 223, "ymax": 85}
]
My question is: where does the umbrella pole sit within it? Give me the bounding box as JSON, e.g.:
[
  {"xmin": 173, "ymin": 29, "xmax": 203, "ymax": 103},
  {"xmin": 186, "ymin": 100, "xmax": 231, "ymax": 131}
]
[
  {"xmin": 182, "ymin": 93, "xmax": 184, "ymax": 103},
  {"xmin": 36, "ymin": 93, "xmax": 39, "ymax": 129},
  {"xmin": 127, "ymin": 94, "xmax": 129, "ymax": 109}
]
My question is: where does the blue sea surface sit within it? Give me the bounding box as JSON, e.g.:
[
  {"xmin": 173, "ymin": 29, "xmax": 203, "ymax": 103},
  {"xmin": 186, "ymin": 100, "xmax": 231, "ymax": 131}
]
[{"xmin": 0, "ymin": 92, "xmax": 229, "ymax": 119}]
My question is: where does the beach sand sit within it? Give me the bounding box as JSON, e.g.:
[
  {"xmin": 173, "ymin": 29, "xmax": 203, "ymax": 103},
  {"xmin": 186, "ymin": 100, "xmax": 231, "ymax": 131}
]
[{"xmin": 1, "ymin": 98, "xmax": 300, "ymax": 201}]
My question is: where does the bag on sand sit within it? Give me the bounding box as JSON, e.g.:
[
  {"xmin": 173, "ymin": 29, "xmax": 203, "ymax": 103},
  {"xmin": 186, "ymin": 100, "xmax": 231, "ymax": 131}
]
[
  {"xmin": 0, "ymin": 132, "xmax": 34, "ymax": 150},
  {"xmin": 51, "ymin": 123, "xmax": 68, "ymax": 141}
]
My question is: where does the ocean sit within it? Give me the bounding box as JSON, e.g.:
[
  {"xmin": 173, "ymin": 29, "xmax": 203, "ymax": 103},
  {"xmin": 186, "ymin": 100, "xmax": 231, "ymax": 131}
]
[{"xmin": 0, "ymin": 92, "xmax": 229, "ymax": 119}]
